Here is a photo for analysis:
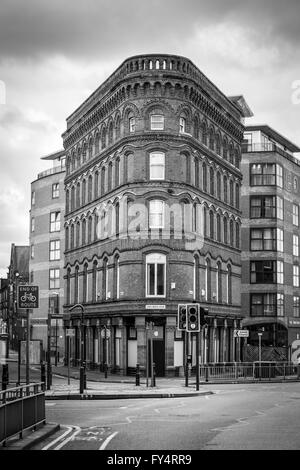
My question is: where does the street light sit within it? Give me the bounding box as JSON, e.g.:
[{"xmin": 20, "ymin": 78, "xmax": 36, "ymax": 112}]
[
  {"xmin": 258, "ymin": 327, "xmax": 264, "ymax": 380},
  {"xmin": 69, "ymin": 303, "xmax": 85, "ymax": 394}
]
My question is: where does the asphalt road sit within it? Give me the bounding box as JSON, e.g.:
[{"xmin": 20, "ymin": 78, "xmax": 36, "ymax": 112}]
[{"xmin": 33, "ymin": 382, "xmax": 300, "ymax": 450}]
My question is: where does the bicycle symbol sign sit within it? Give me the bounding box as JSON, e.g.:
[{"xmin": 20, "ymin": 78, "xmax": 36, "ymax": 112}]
[{"xmin": 18, "ymin": 286, "xmax": 39, "ymax": 309}]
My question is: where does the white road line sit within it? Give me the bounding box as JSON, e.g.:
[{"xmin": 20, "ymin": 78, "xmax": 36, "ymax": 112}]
[
  {"xmin": 99, "ymin": 431, "xmax": 119, "ymax": 450},
  {"xmin": 42, "ymin": 425, "xmax": 74, "ymax": 450},
  {"xmin": 53, "ymin": 426, "xmax": 81, "ymax": 450}
]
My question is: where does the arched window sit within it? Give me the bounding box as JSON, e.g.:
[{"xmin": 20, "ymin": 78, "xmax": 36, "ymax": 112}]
[
  {"xmin": 94, "ymin": 171, "xmax": 99, "ymax": 200},
  {"xmin": 88, "ymin": 138, "xmax": 93, "ymax": 159},
  {"xmin": 223, "ymin": 175, "xmax": 228, "ymax": 203},
  {"xmin": 115, "ymin": 202, "xmax": 120, "ymax": 237},
  {"xmin": 129, "ymin": 115, "xmax": 135, "ymax": 133},
  {"xmin": 101, "ymin": 126, "xmax": 106, "ymax": 149},
  {"xmin": 114, "ymin": 255, "xmax": 120, "ymax": 299},
  {"xmin": 88, "ymin": 216, "xmax": 93, "ymax": 244},
  {"xmin": 230, "ymin": 219, "xmax": 234, "ymax": 246},
  {"xmin": 83, "ymin": 263, "xmax": 88, "ymax": 303},
  {"xmin": 227, "ymin": 264, "xmax": 232, "ymax": 304},
  {"xmin": 76, "ymin": 221, "xmax": 80, "ymax": 247},
  {"xmin": 194, "ymin": 255, "xmax": 200, "ymax": 300},
  {"xmin": 223, "ymin": 217, "xmax": 228, "ymax": 244},
  {"xmin": 179, "ymin": 117, "xmax": 186, "ymax": 133},
  {"xmin": 71, "ymin": 186, "xmax": 75, "ymax": 211},
  {"xmin": 223, "ymin": 138, "xmax": 228, "ymax": 160},
  {"xmin": 70, "ymin": 224, "xmax": 74, "ymax": 249},
  {"xmin": 108, "ymin": 162, "xmax": 113, "ymax": 192},
  {"xmin": 76, "ymin": 182, "xmax": 80, "ymax": 208},
  {"xmin": 108, "ymin": 122, "xmax": 113, "ymax": 145},
  {"xmin": 216, "ymin": 261, "xmax": 222, "ymax": 303},
  {"xmin": 209, "ymin": 210, "xmax": 214, "ymax": 239},
  {"xmin": 235, "ymin": 183, "xmax": 240, "ymax": 210},
  {"xmin": 217, "ymin": 172, "xmax": 221, "ymax": 200},
  {"xmin": 88, "ymin": 175, "xmax": 93, "ymax": 202},
  {"xmin": 216, "ymin": 134, "xmax": 221, "ymax": 155},
  {"xmin": 149, "ymin": 152, "xmax": 165, "ymax": 180},
  {"xmin": 115, "ymin": 158, "xmax": 120, "ymax": 187},
  {"xmin": 202, "ymin": 122, "xmax": 207, "ymax": 146},
  {"xmin": 204, "ymin": 206, "xmax": 207, "ymax": 237},
  {"xmin": 209, "ymin": 128, "xmax": 214, "ymax": 150},
  {"xmin": 194, "ymin": 117, "xmax": 199, "ymax": 139},
  {"xmin": 66, "ymin": 268, "xmax": 71, "ymax": 305},
  {"xmin": 82, "ymin": 219, "xmax": 86, "ymax": 245},
  {"xmin": 149, "ymin": 200, "xmax": 164, "ymax": 229},
  {"xmin": 74, "ymin": 265, "xmax": 79, "ymax": 304},
  {"xmin": 92, "ymin": 260, "xmax": 98, "ymax": 302},
  {"xmin": 150, "ymin": 114, "xmax": 164, "ymax": 130},
  {"xmin": 205, "ymin": 258, "xmax": 211, "ymax": 302},
  {"xmin": 235, "ymin": 149, "xmax": 240, "ymax": 169},
  {"xmin": 202, "ymin": 162, "xmax": 207, "ymax": 192},
  {"xmin": 115, "ymin": 117, "xmax": 121, "ymax": 140},
  {"xmin": 236, "ymin": 222, "xmax": 240, "ymax": 249},
  {"xmin": 229, "ymin": 144, "xmax": 234, "ymax": 164},
  {"xmin": 230, "ymin": 180, "xmax": 234, "ymax": 206},
  {"xmin": 101, "ymin": 167, "xmax": 105, "ymax": 195},
  {"xmin": 146, "ymin": 253, "xmax": 166, "ymax": 297},
  {"xmin": 103, "ymin": 258, "xmax": 109, "ymax": 300},
  {"xmin": 66, "ymin": 189, "xmax": 70, "ymax": 214},
  {"xmin": 210, "ymin": 167, "xmax": 215, "ymax": 196},
  {"xmin": 82, "ymin": 179, "xmax": 86, "ymax": 206},
  {"xmin": 195, "ymin": 158, "xmax": 200, "ymax": 188},
  {"xmin": 94, "ymin": 132, "xmax": 100, "ymax": 154},
  {"xmin": 65, "ymin": 226, "xmax": 69, "ymax": 251},
  {"xmin": 216, "ymin": 214, "xmax": 221, "ymax": 242}
]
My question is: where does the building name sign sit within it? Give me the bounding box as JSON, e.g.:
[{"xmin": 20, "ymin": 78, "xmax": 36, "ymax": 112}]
[
  {"xmin": 145, "ymin": 305, "xmax": 166, "ymax": 310},
  {"xmin": 288, "ymin": 318, "xmax": 300, "ymax": 328}
]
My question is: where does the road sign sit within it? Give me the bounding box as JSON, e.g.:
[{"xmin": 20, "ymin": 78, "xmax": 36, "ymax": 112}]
[
  {"xmin": 234, "ymin": 329, "xmax": 249, "ymax": 338},
  {"xmin": 66, "ymin": 328, "xmax": 75, "ymax": 337},
  {"xmin": 18, "ymin": 285, "xmax": 39, "ymax": 309},
  {"xmin": 101, "ymin": 328, "xmax": 111, "ymax": 339}
]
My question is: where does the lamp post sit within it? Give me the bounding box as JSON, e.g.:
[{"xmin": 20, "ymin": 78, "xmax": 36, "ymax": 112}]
[
  {"xmin": 258, "ymin": 327, "xmax": 264, "ymax": 380},
  {"xmin": 69, "ymin": 303, "xmax": 85, "ymax": 394}
]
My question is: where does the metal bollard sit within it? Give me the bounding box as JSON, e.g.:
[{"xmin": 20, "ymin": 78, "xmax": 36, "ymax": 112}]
[
  {"xmin": 135, "ymin": 363, "xmax": 140, "ymax": 386},
  {"xmin": 205, "ymin": 365, "xmax": 209, "ymax": 382},
  {"xmin": 79, "ymin": 366, "xmax": 85, "ymax": 394},
  {"xmin": 2, "ymin": 364, "xmax": 9, "ymax": 391},
  {"xmin": 104, "ymin": 362, "xmax": 108, "ymax": 379},
  {"xmin": 41, "ymin": 362, "xmax": 46, "ymax": 385},
  {"xmin": 153, "ymin": 362, "xmax": 156, "ymax": 387}
]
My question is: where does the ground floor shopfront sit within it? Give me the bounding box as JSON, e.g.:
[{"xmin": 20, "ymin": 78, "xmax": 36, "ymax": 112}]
[{"xmin": 64, "ymin": 312, "xmax": 244, "ymax": 377}]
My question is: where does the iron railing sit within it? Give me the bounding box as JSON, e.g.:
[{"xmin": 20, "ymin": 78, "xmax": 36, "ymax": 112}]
[
  {"xmin": 0, "ymin": 382, "xmax": 46, "ymax": 447},
  {"xmin": 195, "ymin": 362, "xmax": 299, "ymax": 382}
]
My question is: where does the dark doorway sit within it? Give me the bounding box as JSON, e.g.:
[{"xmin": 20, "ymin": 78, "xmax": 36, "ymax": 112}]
[{"xmin": 148, "ymin": 325, "xmax": 165, "ymax": 377}]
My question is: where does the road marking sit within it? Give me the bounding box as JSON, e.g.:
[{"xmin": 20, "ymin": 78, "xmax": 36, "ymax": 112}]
[
  {"xmin": 99, "ymin": 431, "xmax": 118, "ymax": 450},
  {"xmin": 45, "ymin": 403, "xmax": 56, "ymax": 407},
  {"xmin": 42, "ymin": 425, "xmax": 73, "ymax": 450},
  {"xmin": 119, "ymin": 406, "xmax": 127, "ymax": 409},
  {"xmin": 53, "ymin": 426, "xmax": 81, "ymax": 450}
]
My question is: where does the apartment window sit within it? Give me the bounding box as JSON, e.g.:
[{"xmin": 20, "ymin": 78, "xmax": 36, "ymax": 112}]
[
  {"xmin": 49, "ymin": 268, "xmax": 60, "ymax": 289},
  {"xmin": 146, "ymin": 253, "xmax": 166, "ymax": 297},
  {"xmin": 31, "ymin": 244, "xmax": 34, "ymax": 259},
  {"xmin": 151, "ymin": 115, "xmax": 164, "ymax": 130},
  {"xmin": 50, "ymin": 240, "xmax": 60, "ymax": 261},
  {"xmin": 293, "ymin": 265, "xmax": 299, "ymax": 287},
  {"xmin": 251, "ymin": 293, "xmax": 283, "ymax": 317},
  {"xmin": 52, "ymin": 183, "xmax": 59, "ymax": 198},
  {"xmin": 50, "ymin": 211, "xmax": 61, "ymax": 232},
  {"xmin": 293, "ymin": 204, "xmax": 299, "ymax": 226},
  {"xmin": 149, "ymin": 152, "xmax": 165, "ymax": 180},
  {"xmin": 250, "ymin": 228, "xmax": 283, "ymax": 252},
  {"xmin": 250, "ymin": 196, "xmax": 283, "ymax": 219},
  {"xmin": 179, "ymin": 117, "xmax": 186, "ymax": 133},
  {"xmin": 49, "ymin": 294, "xmax": 59, "ymax": 314},
  {"xmin": 250, "ymin": 163, "xmax": 283, "ymax": 187},
  {"xmin": 250, "ymin": 261, "xmax": 283, "ymax": 284},
  {"xmin": 149, "ymin": 200, "xmax": 164, "ymax": 229},
  {"xmin": 129, "ymin": 117, "xmax": 135, "ymax": 133},
  {"xmin": 31, "ymin": 191, "xmax": 35, "ymax": 206},
  {"xmin": 293, "ymin": 296, "xmax": 300, "ymax": 318},
  {"xmin": 293, "ymin": 234, "xmax": 299, "ymax": 257},
  {"xmin": 31, "ymin": 217, "xmax": 35, "ymax": 232}
]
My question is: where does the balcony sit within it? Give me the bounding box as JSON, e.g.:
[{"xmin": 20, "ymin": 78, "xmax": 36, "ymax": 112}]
[
  {"xmin": 38, "ymin": 164, "xmax": 65, "ymax": 180},
  {"xmin": 242, "ymin": 142, "xmax": 300, "ymax": 168}
]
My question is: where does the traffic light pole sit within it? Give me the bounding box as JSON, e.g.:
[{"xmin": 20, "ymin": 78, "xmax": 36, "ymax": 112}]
[
  {"xmin": 185, "ymin": 330, "xmax": 189, "ymax": 387},
  {"xmin": 196, "ymin": 331, "xmax": 200, "ymax": 391}
]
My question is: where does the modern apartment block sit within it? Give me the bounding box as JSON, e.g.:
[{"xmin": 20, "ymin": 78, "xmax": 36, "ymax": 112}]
[
  {"xmin": 63, "ymin": 54, "xmax": 251, "ymax": 376},
  {"xmin": 241, "ymin": 125, "xmax": 300, "ymax": 361},
  {"xmin": 29, "ymin": 151, "xmax": 66, "ymax": 360}
]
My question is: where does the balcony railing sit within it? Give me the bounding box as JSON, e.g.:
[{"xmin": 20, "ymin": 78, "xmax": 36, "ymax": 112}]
[
  {"xmin": 37, "ymin": 165, "xmax": 65, "ymax": 180},
  {"xmin": 243, "ymin": 142, "xmax": 300, "ymax": 167}
]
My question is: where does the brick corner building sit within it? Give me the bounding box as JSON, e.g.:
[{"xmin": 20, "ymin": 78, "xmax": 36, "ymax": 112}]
[{"xmin": 63, "ymin": 54, "xmax": 251, "ymax": 376}]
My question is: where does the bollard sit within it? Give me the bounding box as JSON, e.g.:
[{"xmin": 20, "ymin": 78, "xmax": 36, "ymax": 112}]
[
  {"xmin": 2, "ymin": 364, "xmax": 9, "ymax": 391},
  {"xmin": 153, "ymin": 362, "xmax": 156, "ymax": 387},
  {"xmin": 205, "ymin": 365, "xmax": 209, "ymax": 383},
  {"xmin": 79, "ymin": 366, "xmax": 85, "ymax": 394},
  {"xmin": 135, "ymin": 363, "xmax": 140, "ymax": 386},
  {"xmin": 47, "ymin": 363, "xmax": 52, "ymax": 390},
  {"xmin": 83, "ymin": 362, "xmax": 87, "ymax": 389},
  {"xmin": 104, "ymin": 362, "xmax": 108, "ymax": 379},
  {"xmin": 41, "ymin": 362, "xmax": 46, "ymax": 385}
]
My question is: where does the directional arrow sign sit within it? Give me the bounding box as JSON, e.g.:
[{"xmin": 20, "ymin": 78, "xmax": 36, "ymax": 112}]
[{"xmin": 234, "ymin": 329, "xmax": 249, "ymax": 338}]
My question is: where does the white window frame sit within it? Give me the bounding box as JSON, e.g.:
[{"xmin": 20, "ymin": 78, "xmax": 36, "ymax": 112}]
[
  {"xmin": 150, "ymin": 114, "xmax": 164, "ymax": 130},
  {"xmin": 52, "ymin": 183, "xmax": 59, "ymax": 199},
  {"xmin": 277, "ymin": 228, "xmax": 283, "ymax": 252},
  {"xmin": 293, "ymin": 234, "xmax": 299, "ymax": 257},
  {"xmin": 50, "ymin": 240, "xmax": 60, "ymax": 261},
  {"xmin": 149, "ymin": 200, "xmax": 164, "ymax": 229},
  {"xmin": 31, "ymin": 217, "xmax": 35, "ymax": 232},
  {"xmin": 179, "ymin": 117, "xmax": 186, "ymax": 133},
  {"xmin": 129, "ymin": 117, "xmax": 135, "ymax": 133},
  {"xmin": 293, "ymin": 204, "xmax": 299, "ymax": 227},
  {"xmin": 50, "ymin": 211, "xmax": 61, "ymax": 232},
  {"xmin": 277, "ymin": 261, "xmax": 284, "ymax": 284},
  {"xmin": 145, "ymin": 253, "xmax": 166, "ymax": 298},
  {"xmin": 293, "ymin": 265, "xmax": 299, "ymax": 287},
  {"xmin": 49, "ymin": 268, "xmax": 60, "ymax": 289},
  {"xmin": 149, "ymin": 152, "xmax": 165, "ymax": 180}
]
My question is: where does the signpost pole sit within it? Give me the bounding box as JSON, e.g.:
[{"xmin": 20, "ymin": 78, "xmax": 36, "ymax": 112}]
[
  {"xmin": 196, "ymin": 331, "xmax": 200, "ymax": 391},
  {"xmin": 185, "ymin": 331, "xmax": 189, "ymax": 388},
  {"xmin": 68, "ymin": 335, "xmax": 71, "ymax": 386},
  {"xmin": 146, "ymin": 324, "xmax": 149, "ymax": 388},
  {"xmin": 150, "ymin": 322, "xmax": 154, "ymax": 388},
  {"xmin": 26, "ymin": 308, "xmax": 30, "ymax": 385}
]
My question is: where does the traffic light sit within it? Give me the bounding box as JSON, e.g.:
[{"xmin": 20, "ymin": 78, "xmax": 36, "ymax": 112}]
[
  {"xmin": 187, "ymin": 304, "xmax": 200, "ymax": 332},
  {"xmin": 177, "ymin": 304, "xmax": 187, "ymax": 330},
  {"xmin": 200, "ymin": 307, "xmax": 209, "ymax": 326}
]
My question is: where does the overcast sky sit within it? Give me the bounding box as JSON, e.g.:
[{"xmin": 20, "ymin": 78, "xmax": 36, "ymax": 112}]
[{"xmin": 0, "ymin": 0, "xmax": 300, "ymax": 276}]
